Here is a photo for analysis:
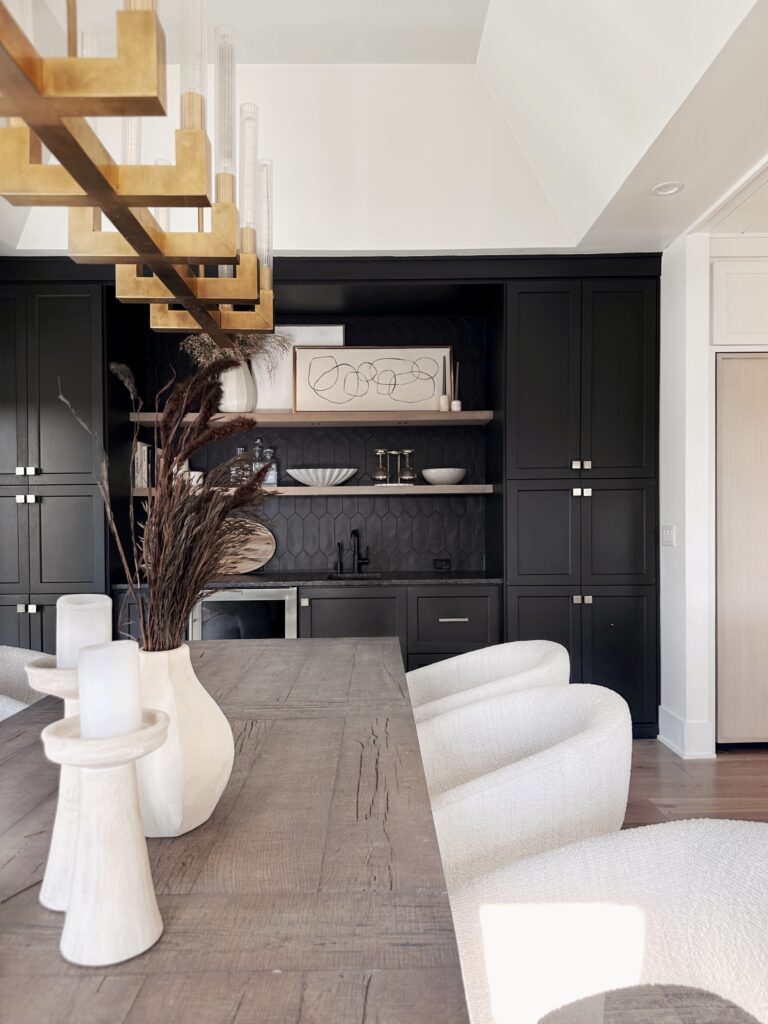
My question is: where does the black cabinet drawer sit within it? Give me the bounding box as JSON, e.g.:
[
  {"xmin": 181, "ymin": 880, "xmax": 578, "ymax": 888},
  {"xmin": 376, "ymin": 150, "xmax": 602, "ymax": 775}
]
[{"xmin": 408, "ymin": 586, "xmax": 500, "ymax": 654}]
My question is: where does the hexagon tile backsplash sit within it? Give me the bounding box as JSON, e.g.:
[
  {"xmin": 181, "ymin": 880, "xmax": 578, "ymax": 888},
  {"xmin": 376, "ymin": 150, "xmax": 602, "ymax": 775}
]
[{"xmin": 201, "ymin": 426, "xmax": 488, "ymax": 572}]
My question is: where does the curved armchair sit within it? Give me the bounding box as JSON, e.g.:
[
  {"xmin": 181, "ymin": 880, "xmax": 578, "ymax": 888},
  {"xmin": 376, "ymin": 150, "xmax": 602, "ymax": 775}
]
[
  {"xmin": 419, "ymin": 684, "xmax": 631, "ymax": 887},
  {"xmin": 0, "ymin": 645, "xmax": 45, "ymax": 720},
  {"xmin": 450, "ymin": 819, "xmax": 768, "ymax": 1024},
  {"xmin": 406, "ymin": 640, "xmax": 569, "ymax": 724}
]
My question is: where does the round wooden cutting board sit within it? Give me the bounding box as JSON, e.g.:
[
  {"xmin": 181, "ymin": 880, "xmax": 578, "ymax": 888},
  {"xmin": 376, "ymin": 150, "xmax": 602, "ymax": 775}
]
[{"xmin": 220, "ymin": 523, "xmax": 276, "ymax": 574}]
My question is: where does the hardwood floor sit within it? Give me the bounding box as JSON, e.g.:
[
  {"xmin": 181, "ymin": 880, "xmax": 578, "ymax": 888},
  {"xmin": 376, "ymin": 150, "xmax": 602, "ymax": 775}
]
[{"xmin": 624, "ymin": 740, "xmax": 768, "ymax": 828}]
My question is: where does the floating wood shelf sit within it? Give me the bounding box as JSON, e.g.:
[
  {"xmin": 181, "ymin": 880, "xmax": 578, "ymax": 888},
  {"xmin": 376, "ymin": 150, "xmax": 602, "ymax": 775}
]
[
  {"xmin": 132, "ymin": 484, "xmax": 497, "ymax": 498},
  {"xmin": 130, "ymin": 409, "xmax": 494, "ymax": 428}
]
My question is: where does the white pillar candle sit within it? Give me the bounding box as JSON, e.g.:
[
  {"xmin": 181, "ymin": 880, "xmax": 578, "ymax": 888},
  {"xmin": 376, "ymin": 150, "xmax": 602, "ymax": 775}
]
[
  {"xmin": 78, "ymin": 641, "xmax": 142, "ymax": 739},
  {"xmin": 56, "ymin": 594, "xmax": 112, "ymax": 670}
]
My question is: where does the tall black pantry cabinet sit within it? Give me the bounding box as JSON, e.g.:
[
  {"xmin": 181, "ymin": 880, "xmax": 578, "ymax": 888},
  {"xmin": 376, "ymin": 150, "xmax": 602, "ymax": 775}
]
[
  {"xmin": 0, "ymin": 284, "xmax": 105, "ymax": 652},
  {"xmin": 504, "ymin": 279, "xmax": 659, "ymax": 735}
]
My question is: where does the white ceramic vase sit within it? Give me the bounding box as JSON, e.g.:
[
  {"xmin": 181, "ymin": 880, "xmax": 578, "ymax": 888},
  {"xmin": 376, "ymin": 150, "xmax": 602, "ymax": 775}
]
[
  {"xmin": 135, "ymin": 645, "xmax": 234, "ymax": 837},
  {"xmin": 219, "ymin": 363, "xmax": 256, "ymax": 412}
]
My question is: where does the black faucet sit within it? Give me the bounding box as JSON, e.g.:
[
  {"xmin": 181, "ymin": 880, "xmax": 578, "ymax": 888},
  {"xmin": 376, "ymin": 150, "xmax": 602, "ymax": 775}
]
[
  {"xmin": 350, "ymin": 529, "xmax": 369, "ymax": 574},
  {"xmin": 335, "ymin": 540, "xmax": 345, "ymax": 573}
]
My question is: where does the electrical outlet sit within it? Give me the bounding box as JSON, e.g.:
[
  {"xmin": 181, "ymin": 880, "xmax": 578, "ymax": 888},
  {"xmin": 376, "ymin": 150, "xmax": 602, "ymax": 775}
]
[
  {"xmin": 661, "ymin": 525, "xmax": 677, "ymax": 548},
  {"xmin": 433, "ymin": 557, "xmax": 451, "ymax": 571}
]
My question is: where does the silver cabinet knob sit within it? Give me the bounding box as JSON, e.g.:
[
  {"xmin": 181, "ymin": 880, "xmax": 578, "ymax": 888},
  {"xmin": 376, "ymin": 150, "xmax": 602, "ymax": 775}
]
[
  {"xmin": 572, "ymin": 488, "xmax": 582, "ymax": 497},
  {"xmin": 15, "ymin": 494, "xmax": 25, "ymax": 504},
  {"xmin": 16, "ymin": 604, "xmax": 26, "ymax": 614},
  {"xmin": 26, "ymin": 494, "xmax": 38, "ymax": 503},
  {"xmin": 571, "ymin": 460, "xmax": 582, "ymax": 470},
  {"xmin": 300, "ymin": 597, "xmax": 310, "ymax": 607},
  {"xmin": 15, "ymin": 466, "xmax": 24, "ymax": 476},
  {"xmin": 25, "ymin": 466, "xmax": 38, "ymax": 475},
  {"xmin": 27, "ymin": 604, "xmax": 38, "ymax": 614},
  {"xmin": 583, "ymin": 488, "xmax": 592, "ymax": 497},
  {"xmin": 584, "ymin": 595, "xmax": 593, "ymax": 604},
  {"xmin": 572, "ymin": 595, "xmax": 583, "ymax": 604},
  {"xmin": 583, "ymin": 460, "xmax": 592, "ymax": 470},
  {"xmin": 438, "ymin": 617, "xmax": 469, "ymax": 623}
]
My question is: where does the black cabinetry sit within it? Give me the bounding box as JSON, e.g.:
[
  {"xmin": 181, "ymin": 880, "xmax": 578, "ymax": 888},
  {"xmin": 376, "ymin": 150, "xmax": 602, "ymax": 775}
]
[
  {"xmin": 506, "ymin": 280, "xmax": 656, "ymax": 480},
  {"xmin": 0, "ymin": 283, "xmax": 105, "ymax": 648},
  {"xmin": 504, "ymin": 277, "xmax": 658, "ymax": 732},
  {"xmin": 298, "ymin": 583, "xmax": 501, "ymax": 666}
]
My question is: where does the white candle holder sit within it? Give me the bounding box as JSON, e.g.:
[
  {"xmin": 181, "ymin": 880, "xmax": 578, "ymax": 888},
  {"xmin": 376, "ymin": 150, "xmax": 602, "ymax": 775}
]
[
  {"xmin": 25, "ymin": 657, "xmax": 80, "ymax": 912},
  {"xmin": 41, "ymin": 710, "xmax": 169, "ymax": 967}
]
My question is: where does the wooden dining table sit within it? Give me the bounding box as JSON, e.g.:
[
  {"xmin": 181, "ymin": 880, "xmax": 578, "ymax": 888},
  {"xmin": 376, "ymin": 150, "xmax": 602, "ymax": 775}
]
[{"xmin": 0, "ymin": 638, "xmax": 471, "ymax": 1024}]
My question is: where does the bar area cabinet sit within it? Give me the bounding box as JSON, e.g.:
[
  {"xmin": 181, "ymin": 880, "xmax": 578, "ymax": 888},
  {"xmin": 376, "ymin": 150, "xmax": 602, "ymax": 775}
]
[
  {"xmin": 504, "ymin": 278, "xmax": 659, "ymax": 734},
  {"xmin": 0, "ymin": 283, "xmax": 105, "ymax": 652}
]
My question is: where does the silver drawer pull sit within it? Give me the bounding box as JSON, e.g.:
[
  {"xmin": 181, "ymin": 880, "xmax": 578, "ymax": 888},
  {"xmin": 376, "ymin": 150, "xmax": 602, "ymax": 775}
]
[{"xmin": 438, "ymin": 617, "xmax": 469, "ymax": 623}]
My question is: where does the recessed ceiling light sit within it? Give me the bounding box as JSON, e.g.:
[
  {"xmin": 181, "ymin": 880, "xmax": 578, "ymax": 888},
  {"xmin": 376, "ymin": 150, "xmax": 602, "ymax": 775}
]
[{"xmin": 651, "ymin": 181, "xmax": 685, "ymax": 197}]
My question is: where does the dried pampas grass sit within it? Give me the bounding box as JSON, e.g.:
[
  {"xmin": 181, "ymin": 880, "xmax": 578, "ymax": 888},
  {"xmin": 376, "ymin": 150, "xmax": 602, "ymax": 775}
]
[
  {"xmin": 181, "ymin": 331, "xmax": 290, "ymax": 380},
  {"xmin": 61, "ymin": 359, "xmax": 269, "ymax": 652}
]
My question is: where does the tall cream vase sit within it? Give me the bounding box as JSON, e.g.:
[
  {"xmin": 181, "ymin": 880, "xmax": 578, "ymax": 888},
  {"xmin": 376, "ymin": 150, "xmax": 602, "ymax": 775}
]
[{"xmin": 135, "ymin": 645, "xmax": 234, "ymax": 837}]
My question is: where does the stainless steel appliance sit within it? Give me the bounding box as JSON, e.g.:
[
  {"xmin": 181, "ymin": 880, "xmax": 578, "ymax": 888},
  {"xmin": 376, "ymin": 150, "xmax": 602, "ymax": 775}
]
[{"xmin": 189, "ymin": 587, "xmax": 298, "ymax": 641}]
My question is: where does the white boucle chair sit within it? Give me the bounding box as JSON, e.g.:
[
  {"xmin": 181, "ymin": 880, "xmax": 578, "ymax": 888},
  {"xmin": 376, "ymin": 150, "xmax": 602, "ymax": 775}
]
[
  {"xmin": 449, "ymin": 819, "xmax": 768, "ymax": 1024},
  {"xmin": 0, "ymin": 645, "xmax": 45, "ymax": 721},
  {"xmin": 406, "ymin": 640, "xmax": 570, "ymax": 724},
  {"xmin": 418, "ymin": 684, "xmax": 631, "ymax": 888}
]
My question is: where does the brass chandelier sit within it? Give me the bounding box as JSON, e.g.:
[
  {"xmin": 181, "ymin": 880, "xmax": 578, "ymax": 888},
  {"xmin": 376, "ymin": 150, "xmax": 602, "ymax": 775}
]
[{"xmin": 0, "ymin": 0, "xmax": 274, "ymax": 347}]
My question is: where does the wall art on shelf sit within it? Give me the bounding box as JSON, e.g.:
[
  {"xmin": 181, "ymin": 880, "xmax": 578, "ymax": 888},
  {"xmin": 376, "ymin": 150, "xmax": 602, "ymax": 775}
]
[
  {"xmin": 293, "ymin": 345, "xmax": 453, "ymax": 412},
  {"xmin": 253, "ymin": 324, "xmax": 345, "ymax": 410}
]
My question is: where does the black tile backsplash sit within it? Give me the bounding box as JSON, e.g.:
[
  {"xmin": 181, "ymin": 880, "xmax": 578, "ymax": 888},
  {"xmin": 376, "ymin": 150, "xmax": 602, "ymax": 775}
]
[{"xmin": 142, "ymin": 312, "xmax": 490, "ymax": 573}]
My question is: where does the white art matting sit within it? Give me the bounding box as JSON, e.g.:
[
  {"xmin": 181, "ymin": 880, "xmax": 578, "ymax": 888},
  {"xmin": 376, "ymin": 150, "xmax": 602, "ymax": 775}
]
[
  {"xmin": 252, "ymin": 324, "xmax": 344, "ymax": 410},
  {"xmin": 293, "ymin": 345, "xmax": 452, "ymax": 411}
]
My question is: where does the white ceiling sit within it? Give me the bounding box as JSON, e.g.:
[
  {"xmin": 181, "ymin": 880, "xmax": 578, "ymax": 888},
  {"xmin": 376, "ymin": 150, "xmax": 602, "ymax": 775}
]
[
  {"xmin": 57, "ymin": 0, "xmax": 491, "ymax": 64},
  {"xmin": 6, "ymin": 0, "xmax": 768, "ymax": 254}
]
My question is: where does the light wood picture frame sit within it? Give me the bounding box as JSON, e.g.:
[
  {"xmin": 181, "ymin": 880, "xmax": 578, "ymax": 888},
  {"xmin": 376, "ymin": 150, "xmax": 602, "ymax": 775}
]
[{"xmin": 293, "ymin": 345, "xmax": 453, "ymax": 412}]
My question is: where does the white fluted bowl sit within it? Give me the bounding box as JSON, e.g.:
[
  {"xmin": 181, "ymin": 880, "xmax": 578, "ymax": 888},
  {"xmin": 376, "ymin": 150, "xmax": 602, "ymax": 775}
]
[
  {"xmin": 286, "ymin": 467, "xmax": 357, "ymax": 487},
  {"xmin": 422, "ymin": 468, "xmax": 466, "ymax": 485}
]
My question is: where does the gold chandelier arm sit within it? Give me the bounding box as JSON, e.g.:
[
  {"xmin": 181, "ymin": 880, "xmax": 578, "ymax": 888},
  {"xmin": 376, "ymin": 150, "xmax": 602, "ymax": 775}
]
[{"xmin": 0, "ymin": 8, "xmax": 167, "ymax": 119}]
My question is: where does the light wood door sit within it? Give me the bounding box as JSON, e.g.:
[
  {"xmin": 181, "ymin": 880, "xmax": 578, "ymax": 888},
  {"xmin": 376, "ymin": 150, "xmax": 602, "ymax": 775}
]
[{"xmin": 717, "ymin": 353, "xmax": 768, "ymax": 741}]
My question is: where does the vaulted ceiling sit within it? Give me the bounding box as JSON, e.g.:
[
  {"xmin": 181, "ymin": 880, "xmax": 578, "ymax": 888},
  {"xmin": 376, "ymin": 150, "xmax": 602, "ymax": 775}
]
[{"xmin": 3, "ymin": 0, "xmax": 768, "ymax": 255}]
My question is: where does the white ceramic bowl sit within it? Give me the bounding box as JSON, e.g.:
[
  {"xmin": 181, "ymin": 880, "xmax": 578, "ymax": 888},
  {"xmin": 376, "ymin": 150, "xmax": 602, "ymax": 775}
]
[
  {"xmin": 286, "ymin": 467, "xmax": 357, "ymax": 487},
  {"xmin": 422, "ymin": 468, "xmax": 466, "ymax": 485}
]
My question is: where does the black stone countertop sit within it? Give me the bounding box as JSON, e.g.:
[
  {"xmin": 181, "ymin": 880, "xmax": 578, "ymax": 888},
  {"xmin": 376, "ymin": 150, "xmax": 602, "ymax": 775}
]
[{"xmin": 114, "ymin": 571, "xmax": 502, "ymax": 590}]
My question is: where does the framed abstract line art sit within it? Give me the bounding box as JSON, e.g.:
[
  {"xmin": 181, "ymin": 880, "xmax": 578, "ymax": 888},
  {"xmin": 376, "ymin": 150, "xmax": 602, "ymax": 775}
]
[{"xmin": 293, "ymin": 345, "xmax": 453, "ymax": 412}]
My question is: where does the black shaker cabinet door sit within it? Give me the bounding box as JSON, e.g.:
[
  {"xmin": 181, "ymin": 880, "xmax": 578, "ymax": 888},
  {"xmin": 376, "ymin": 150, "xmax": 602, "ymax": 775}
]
[
  {"xmin": 581, "ymin": 481, "xmax": 657, "ymax": 586},
  {"xmin": 506, "ymin": 282, "xmax": 581, "ymax": 479},
  {"xmin": 26, "ymin": 285, "xmax": 103, "ymax": 484},
  {"xmin": 506, "ymin": 480, "xmax": 581, "ymax": 586},
  {"xmin": 0, "ymin": 487, "xmax": 30, "ymax": 594},
  {"xmin": 0, "ymin": 596, "xmax": 31, "ymax": 649},
  {"xmin": 506, "ymin": 586, "xmax": 582, "ymax": 683},
  {"xmin": 298, "ymin": 586, "xmax": 407, "ymax": 657},
  {"xmin": 580, "ymin": 586, "xmax": 658, "ymax": 725},
  {"xmin": 581, "ymin": 280, "xmax": 657, "ymax": 478},
  {"xmin": 0, "ymin": 288, "xmax": 27, "ymax": 484},
  {"xmin": 28, "ymin": 595, "xmax": 60, "ymax": 655},
  {"xmin": 27, "ymin": 485, "xmax": 105, "ymax": 594}
]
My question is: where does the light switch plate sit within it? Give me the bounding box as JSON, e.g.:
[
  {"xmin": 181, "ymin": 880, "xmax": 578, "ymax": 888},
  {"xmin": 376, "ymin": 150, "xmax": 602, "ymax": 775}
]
[{"xmin": 661, "ymin": 525, "xmax": 677, "ymax": 547}]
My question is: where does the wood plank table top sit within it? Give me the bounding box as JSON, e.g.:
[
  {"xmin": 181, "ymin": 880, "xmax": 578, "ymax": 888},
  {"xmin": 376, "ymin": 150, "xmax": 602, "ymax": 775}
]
[{"xmin": 0, "ymin": 639, "xmax": 470, "ymax": 1024}]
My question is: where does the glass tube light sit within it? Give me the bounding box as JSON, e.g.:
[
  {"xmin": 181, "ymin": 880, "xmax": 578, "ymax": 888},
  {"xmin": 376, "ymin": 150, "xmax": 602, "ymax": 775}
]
[
  {"xmin": 122, "ymin": 117, "xmax": 141, "ymax": 165},
  {"xmin": 180, "ymin": 0, "xmax": 207, "ymax": 130},
  {"xmin": 214, "ymin": 24, "xmax": 236, "ymax": 203},
  {"xmin": 238, "ymin": 104, "xmax": 258, "ymax": 254},
  {"xmin": 153, "ymin": 160, "xmax": 171, "ymax": 232},
  {"xmin": 257, "ymin": 159, "xmax": 273, "ymax": 289}
]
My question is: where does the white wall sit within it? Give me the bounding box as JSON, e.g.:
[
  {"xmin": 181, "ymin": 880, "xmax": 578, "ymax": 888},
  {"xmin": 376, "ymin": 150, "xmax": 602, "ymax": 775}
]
[
  {"xmin": 477, "ymin": 0, "xmax": 757, "ymax": 242},
  {"xmin": 659, "ymin": 233, "xmax": 716, "ymax": 757},
  {"xmin": 14, "ymin": 63, "xmax": 570, "ymax": 255}
]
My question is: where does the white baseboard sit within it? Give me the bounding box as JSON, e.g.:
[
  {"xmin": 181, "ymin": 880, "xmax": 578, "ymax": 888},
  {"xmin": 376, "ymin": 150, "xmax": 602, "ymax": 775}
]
[{"xmin": 658, "ymin": 705, "xmax": 716, "ymax": 759}]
